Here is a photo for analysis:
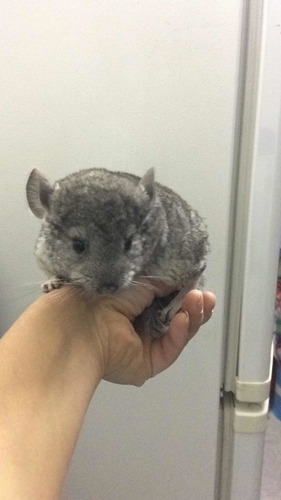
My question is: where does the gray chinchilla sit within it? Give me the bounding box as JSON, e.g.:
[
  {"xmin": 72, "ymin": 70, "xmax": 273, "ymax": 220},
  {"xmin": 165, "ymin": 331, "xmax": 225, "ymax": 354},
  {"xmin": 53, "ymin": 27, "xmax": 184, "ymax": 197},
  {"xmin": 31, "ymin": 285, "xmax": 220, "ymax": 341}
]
[{"xmin": 26, "ymin": 167, "xmax": 209, "ymax": 337}]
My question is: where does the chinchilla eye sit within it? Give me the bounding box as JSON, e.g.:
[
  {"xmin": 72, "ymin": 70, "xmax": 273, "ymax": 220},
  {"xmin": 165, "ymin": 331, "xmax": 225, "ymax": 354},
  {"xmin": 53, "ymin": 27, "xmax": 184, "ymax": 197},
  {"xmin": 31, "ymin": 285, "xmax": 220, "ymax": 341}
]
[
  {"xmin": 72, "ymin": 239, "xmax": 86, "ymax": 254},
  {"xmin": 124, "ymin": 236, "xmax": 133, "ymax": 252}
]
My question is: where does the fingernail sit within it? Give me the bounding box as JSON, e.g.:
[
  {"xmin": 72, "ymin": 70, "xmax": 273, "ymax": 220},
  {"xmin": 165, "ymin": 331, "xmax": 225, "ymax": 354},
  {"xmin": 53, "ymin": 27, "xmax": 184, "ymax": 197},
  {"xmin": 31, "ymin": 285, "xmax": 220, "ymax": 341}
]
[{"xmin": 197, "ymin": 291, "xmax": 203, "ymax": 314}]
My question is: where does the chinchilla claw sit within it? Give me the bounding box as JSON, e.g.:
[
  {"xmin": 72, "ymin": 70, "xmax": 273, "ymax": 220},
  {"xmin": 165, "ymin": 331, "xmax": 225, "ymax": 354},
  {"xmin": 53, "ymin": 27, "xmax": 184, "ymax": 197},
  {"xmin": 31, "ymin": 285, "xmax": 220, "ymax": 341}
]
[{"xmin": 41, "ymin": 277, "xmax": 65, "ymax": 293}]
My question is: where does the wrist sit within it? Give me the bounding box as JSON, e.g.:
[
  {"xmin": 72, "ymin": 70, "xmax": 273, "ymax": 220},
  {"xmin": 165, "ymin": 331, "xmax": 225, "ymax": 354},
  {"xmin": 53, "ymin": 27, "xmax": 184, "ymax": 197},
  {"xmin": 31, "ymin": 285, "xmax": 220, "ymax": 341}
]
[
  {"xmin": 27, "ymin": 287, "xmax": 105, "ymax": 386},
  {"xmin": 0, "ymin": 288, "xmax": 105, "ymax": 497}
]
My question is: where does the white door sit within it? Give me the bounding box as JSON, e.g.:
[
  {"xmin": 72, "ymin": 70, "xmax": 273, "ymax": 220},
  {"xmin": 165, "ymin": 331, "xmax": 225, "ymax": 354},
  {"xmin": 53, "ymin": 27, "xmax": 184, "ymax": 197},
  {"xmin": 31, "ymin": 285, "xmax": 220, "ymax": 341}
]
[{"xmin": 0, "ymin": 2, "xmax": 243, "ymax": 498}]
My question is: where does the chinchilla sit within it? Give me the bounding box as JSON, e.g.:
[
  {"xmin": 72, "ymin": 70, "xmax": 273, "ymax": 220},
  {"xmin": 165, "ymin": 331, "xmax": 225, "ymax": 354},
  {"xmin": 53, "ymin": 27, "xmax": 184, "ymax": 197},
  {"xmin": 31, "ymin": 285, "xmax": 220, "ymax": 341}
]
[{"xmin": 26, "ymin": 167, "xmax": 209, "ymax": 337}]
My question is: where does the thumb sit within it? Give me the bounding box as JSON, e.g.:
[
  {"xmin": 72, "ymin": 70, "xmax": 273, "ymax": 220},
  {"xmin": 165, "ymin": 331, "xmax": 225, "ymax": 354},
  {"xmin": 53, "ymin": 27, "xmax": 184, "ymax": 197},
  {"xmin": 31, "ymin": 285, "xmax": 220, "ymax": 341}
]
[{"xmin": 150, "ymin": 311, "xmax": 191, "ymax": 376}]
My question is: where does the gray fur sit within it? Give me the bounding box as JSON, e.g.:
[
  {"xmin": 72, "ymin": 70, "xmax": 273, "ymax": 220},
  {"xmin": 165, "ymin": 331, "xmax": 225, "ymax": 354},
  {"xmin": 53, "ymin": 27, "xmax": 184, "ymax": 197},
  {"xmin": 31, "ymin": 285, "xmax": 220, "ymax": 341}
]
[{"xmin": 26, "ymin": 167, "xmax": 209, "ymax": 337}]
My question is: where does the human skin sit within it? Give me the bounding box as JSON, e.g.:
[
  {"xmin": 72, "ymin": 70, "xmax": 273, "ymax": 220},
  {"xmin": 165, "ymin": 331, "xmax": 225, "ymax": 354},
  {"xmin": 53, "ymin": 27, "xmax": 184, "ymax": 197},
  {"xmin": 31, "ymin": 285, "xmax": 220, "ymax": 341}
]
[{"xmin": 0, "ymin": 285, "xmax": 215, "ymax": 499}]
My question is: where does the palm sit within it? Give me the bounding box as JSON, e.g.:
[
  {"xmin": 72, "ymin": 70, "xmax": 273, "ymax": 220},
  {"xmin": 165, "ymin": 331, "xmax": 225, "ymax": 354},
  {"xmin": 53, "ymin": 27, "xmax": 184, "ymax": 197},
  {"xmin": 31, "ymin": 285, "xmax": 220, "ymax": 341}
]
[{"xmin": 96, "ymin": 288, "xmax": 215, "ymax": 386}]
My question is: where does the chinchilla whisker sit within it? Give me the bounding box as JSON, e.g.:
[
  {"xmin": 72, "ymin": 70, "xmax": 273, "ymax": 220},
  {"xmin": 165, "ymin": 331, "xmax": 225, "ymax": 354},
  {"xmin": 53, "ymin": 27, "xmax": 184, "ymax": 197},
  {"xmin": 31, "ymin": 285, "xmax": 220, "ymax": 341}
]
[
  {"xmin": 7, "ymin": 281, "xmax": 42, "ymax": 301},
  {"xmin": 9, "ymin": 289, "xmax": 41, "ymax": 302},
  {"xmin": 138, "ymin": 275, "xmax": 162, "ymax": 279},
  {"xmin": 130, "ymin": 280, "xmax": 153, "ymax": 290},
  {"xmin": 33, "ymin": 285, "xmax": 84, "ymax": 309},
  {"xmin": 66, "ymin": 276, "xmax": 93, "ymax": 287},
  {"xmin": 132, "ymin": 280, "xmax": 150, "ymax": 286},
  {"xmin": 16, "ymin": 281, "xmax": 44, "ymax": 289},
  {"xmin": 63, "ymin": 280, "xmax": 83, "ymax": 286},
  {"xmin": 129, "ymin": 281, "xmax": 141, "ymax": 287}
]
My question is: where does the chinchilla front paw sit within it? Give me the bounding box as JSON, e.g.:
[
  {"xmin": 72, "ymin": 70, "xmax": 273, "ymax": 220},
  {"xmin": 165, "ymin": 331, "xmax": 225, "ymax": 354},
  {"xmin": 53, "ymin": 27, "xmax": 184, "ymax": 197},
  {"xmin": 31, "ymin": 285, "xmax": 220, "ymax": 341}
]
[
  {"xmin": 134, "ymin": 298, "xmax": 170, "ymax": 339},
  {"xmin": 134, "ymin": 288, "xmax": 188, "ymax": 338},
  {"xmin": 148, "ymin": 312, "xmax": 169, "ymax": 339},
  {"xmin": 41, "ymin": 277, "xmax": 66, "ymax": 293}
]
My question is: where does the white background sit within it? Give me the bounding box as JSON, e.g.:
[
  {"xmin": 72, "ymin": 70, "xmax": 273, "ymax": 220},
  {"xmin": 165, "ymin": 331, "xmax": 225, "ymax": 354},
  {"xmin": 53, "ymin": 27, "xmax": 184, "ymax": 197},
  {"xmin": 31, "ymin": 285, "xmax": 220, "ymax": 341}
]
[{"xmin": 0, "ymin": 1, "xmax": 243, "ymax": 498}]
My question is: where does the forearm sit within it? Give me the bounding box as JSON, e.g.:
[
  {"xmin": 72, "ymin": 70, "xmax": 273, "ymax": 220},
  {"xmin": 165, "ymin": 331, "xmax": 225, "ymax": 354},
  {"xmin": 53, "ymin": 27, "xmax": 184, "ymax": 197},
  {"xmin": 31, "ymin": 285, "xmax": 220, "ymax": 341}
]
[
  {"xmin": 0, "ymin": 282, "xmax": 215, "ymax": 499},
  {"xmin": 0, "ymin": 289, "xmax": 103, "ymax": 499}
]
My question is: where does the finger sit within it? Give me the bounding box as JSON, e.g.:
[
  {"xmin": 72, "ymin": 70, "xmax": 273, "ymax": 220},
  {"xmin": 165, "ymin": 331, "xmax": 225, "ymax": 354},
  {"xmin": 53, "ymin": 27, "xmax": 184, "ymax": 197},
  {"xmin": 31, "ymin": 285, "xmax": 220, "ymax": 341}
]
[
  {"xmin": 107, "ymin": 282, "xmax": 155, "ymax": 319},
  {"xmin": 150, "ymin": 311, "xmax": 190, "ymax": 376},
  {"xmin": 181, "ymin": 290, "xmax": 204, "ymax": 339},
  {"xmin": 202, "ymin": 291, "xmax": 216, "ymax": 324}
]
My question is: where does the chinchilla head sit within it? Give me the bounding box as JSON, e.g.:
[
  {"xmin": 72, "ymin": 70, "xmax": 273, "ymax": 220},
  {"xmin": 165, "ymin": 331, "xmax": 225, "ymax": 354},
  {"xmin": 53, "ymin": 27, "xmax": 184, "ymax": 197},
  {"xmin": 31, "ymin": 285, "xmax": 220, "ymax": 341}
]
[{"xmin": 26, "ymin": 167, "xmax": 167, "ymax": 294}]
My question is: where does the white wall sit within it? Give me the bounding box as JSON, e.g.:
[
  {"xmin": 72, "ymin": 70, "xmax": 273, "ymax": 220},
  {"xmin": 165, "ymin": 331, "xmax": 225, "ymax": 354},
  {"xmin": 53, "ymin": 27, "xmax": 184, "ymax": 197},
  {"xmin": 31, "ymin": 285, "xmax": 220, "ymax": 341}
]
[{"xmin": 0, "ymin": 1, "xmax": 243, "ymax": 498}]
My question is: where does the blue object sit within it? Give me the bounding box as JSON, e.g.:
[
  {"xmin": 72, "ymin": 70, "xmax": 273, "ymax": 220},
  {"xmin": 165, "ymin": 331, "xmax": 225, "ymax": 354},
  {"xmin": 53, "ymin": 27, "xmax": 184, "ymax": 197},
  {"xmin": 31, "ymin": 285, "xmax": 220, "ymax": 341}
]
[{"xmin": 272, "ymin": 363, "xmax": 281, "ymax": 421}]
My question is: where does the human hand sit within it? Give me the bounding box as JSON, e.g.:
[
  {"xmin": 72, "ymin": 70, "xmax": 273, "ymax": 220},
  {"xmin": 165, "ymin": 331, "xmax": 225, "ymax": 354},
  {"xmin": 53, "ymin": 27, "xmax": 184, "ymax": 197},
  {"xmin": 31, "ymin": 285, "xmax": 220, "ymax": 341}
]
[
  {"xmin": 0, "ymin": 281, "xmax": 215, "ymax": 497},
  {"xmin": 84, "ymin": 284, "xmax": 216, "ymax": 386}
]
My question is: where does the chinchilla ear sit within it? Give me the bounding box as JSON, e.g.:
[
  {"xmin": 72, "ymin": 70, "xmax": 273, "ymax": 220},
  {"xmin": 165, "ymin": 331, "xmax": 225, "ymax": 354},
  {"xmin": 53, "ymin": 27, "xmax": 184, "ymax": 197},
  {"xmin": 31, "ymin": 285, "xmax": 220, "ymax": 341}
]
[
  {"xmin": 138, "ymin": 168, "xmax": 155, "ymax": 200},
  {"xmin": 26, "ymin": 168, "xmax": 53, "ymax": 219}
]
